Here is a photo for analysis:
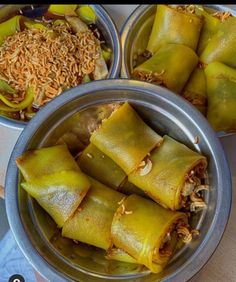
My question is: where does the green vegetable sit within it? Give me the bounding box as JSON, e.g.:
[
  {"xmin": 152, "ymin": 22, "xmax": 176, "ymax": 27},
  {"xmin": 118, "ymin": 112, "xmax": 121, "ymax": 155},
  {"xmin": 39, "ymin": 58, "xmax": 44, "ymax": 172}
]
[
  {"xmin": 0, "ymin": 15, "xmax": 21, "ymax": 45},
  {"xmin": 76, "ymin": 5, "xmax": 97, "ymax": 24},
  {"xmin": 48, "ymin": 5, "xmax": 77, "ymax": 16},
  {"xmin": 0, "ymin": 79, "xmax": 16, "ymax": 94},
  {"xmin": 0, "ymin": 86, "xmax": 34, "ymax": 112},
  {"xmin": 102, "ymin": 48, "xmax": 112, "ymax": 63},
  {"xmin": 24, "ymin": 21, "xmax": 47, "ymax": 30},
  {"xmin": 82, "ymin": 74, "xmax": 91, "ymax": 83}
]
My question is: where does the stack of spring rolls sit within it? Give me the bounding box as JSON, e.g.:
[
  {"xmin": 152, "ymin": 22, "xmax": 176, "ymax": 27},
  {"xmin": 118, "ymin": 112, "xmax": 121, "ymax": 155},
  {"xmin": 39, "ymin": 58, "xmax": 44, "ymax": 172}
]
[
  {"xmin": 16, "ymin": 102, "xmax": 207, "ymax": 273},
  {"xmin": 132, "ymin": 4, "xmax": 236, "ymax": 133}
]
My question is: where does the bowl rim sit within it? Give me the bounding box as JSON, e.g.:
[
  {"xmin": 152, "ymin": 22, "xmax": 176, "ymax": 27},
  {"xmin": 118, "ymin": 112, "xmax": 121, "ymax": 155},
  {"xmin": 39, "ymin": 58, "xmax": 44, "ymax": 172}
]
[
  {"xmin": 0, "ymin": 4, "xmax": 122, "ymax": 130},
  {"xmin": 5, "ymin": 79, "xmax": 232, "ymax": 281},
  {"xmin": 120, "ymin": 4, "xmax": 236, "ymax": 138}
]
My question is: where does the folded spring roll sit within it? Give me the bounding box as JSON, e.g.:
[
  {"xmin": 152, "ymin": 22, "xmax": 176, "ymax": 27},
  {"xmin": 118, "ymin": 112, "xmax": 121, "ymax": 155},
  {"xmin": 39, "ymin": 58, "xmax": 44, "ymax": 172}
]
[
  {"xmin": 21, "ymin": 170, "xmax": 90, "ymax": 227},
  {"xmin": 16, "ymin": 145, "xmax": 80, "ymax": 181},
  {"xmin": 90, "ymin": 102, "xmax": 162, "ymax": 174},
  {"xmin": 133, "ymin": 43, "xmax": 198, "ymax": 93},
  {"xmin": 146, "ymin": 5, "xmax": 203, "ymax": 54},
  {"xmin": 195, "ymin": 5, "xmax": 220, "ymax": 55},
  {"xmin": 205, "ymin": 61, "xmax": 236, "ymax": 132},
  {"xmin": 128, "ymin": 135, "xmax": 207, "ymax": 210},
  {"xmin": 77, "ymin": 143, "xmax": 126, "ymax": 189},
  {"xmin": 111, "ymin": 194, "xmax": 189, "ymax": 273},
  {"xmin": 62, "ymin": 177, "xmax": 124, "ymax": 250},
  {"xmin": 200, "ymin": 17, "xmax": 236, "ymax": 68},
  {"xmin": 182, "ymin": 68, "xmax": 207, "ymax": 115}
]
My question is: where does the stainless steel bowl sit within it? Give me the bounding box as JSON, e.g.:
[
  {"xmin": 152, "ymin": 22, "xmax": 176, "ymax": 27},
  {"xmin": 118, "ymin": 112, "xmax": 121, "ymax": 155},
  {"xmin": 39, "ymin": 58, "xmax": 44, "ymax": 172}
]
[
  {"xmin": 0, "ymin": 4, "xmax": 121, "ymax": 130},
  {"xmin": 121, "ymin": 4, "xmax": 236, "ymax": 137},
  {"xmin": 5, "ymin": 79, "xmax": 231, "ymax": 281}
]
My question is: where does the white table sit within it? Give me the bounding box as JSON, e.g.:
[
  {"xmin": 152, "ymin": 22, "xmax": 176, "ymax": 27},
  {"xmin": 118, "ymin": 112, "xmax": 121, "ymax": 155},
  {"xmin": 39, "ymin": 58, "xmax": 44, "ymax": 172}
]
[{"xmin": 0, "ymin": 5, "xmax": 235, "ymax": 282}]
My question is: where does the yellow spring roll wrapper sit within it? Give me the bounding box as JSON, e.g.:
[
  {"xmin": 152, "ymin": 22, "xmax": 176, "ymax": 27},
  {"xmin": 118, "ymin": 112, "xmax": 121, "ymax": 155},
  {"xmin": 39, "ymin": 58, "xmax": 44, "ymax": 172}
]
[
  {"xmin": 77, "ymin": 143, "xmax": 126, "ymax": 189},
  {"xmin": 133, "ymin": 43, "xmax": 199, "ymax": 94},
  {"xmin": 21, "ymin": 170, "xmax": 90, "ymax": 227},
  {"xmin": 62, "ymin": 177, "xmax": 124, "ymax": 250},
  {"xmin": 147, "ymin": 5, "xmax": 203, "ymax": 54},
  {"xmin": 90, "ymin": 102, "xmax": 163, "ymax": 174},
  {"xmin": 111, "ymin": 194, "xmax": 188, "ymax": 273},
  {"xmin": 16, "ymin": 145, "xmax": 80, "ymax": 181},
  {"xmin": 128, "ymin": 135, "xmax": 207, "ymax": 210}
]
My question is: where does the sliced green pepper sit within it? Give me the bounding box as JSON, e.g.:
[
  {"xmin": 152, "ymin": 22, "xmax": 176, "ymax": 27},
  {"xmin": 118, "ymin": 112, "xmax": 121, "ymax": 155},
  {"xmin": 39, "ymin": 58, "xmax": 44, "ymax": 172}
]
[
  {"xmin": 90, "ymin": 102, "xmax": 163, "ymax": 174},
  {"xmin": 78, "ymin": 143, "xmax": 126, "ymax": 190},
  {"xmin": 82, "ymin": 74, "xmax": 91, "ymax": 84},
  {"xmin": 0, "ymin": 86, "xmax": 34, "ymax": 112},
  {"xmin": 205, "ymin": 61, "xmax": 236, "ymax": 132},
  {"xmin": 16, "ymin": 145, "xmax": 80, "ymax": 181},
  {"xmin": 102, "ymin": 48, "xmax": 112, "ymax": 63},
  {"xmin": 195, "ymin": 5, "xmax": 220, "ymax": 55},
  {"xmin": 24, "ymin": 21, "xmax": 47, "ymax": 30},
  {"xmin": 0, "ymin": 79, "xmax": 16, "ymax": 94},
  {"xmin": 21, "ymin": 170, "xmax": 90, "ymax": 227},
  {"xmin": 182, "ymin": 68, "xmax": 207, "ymax": 115},
  {"xmin": 111, "ymin": 194, "xmax": 188, "ymax": 272},
  {"xmin": 200, "ymin": 17, "xmax": 236, "ymax": 68},
  {"xmin": 133, "ymin": 43, "xmax": 198, "ymax": 94},
  {"xmin": 0, "ymin": 15, "xmax": 21, "ymax": 46},
  {"xmin": 76, "ymin": 5, "xmax": 97, "ymax": 24},
  {"xmin": 146, "ymin": 5, "xmax": 203, "ymax": 54},
  {"xmin": 128, "ymin": 135, "xmax": 207, "ymax": 210},
  {"xmin": 62, "ymin": 177, "xmax": 124, "ymax": 250},
  {"xmin": 48, "ymin": 5, "xmax": 77, "ymax": 16}
]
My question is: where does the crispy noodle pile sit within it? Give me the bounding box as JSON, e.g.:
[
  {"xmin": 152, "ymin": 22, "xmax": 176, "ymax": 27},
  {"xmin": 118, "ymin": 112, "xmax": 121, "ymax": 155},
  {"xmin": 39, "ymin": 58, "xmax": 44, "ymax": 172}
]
[{"xmin": 0, "ymin": 22, "xmax": 100, "ymax": 109}]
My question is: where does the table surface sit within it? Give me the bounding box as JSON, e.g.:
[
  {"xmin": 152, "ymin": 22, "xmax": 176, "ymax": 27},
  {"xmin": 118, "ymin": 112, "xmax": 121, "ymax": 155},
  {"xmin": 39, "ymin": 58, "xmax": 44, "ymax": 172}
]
[{"xmin": 0, "ymin": 4, "xmax": 235, "ymax": 282}]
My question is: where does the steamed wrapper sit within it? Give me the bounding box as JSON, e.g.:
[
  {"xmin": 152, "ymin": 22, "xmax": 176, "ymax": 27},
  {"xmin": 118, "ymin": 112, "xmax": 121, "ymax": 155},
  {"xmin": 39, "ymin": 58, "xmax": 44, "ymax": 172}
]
[
  {"xmin": 111, "ymin": 194, "xmax": 188, "ymax": 273},
  {"xmin": 128, "ymin": 135, "xmax": 207, "ymax": 210},
  {"xmin": 21, "ymin": 170, "xmax": 90, "ymax": 227},
  {"xmin": 200, "ymin": 17, "xmax": 236, "ymax": 68},
  {"xmin": 205, "ymin": 62, "xmax": 236, "ymax": 132},
  {"xmin": 133, "ymin": 44, "xmax": 198, "ymax": 93},
  {"xmin": 78, "ymin": 143, "xmax": 126, "ymax": 189},
  {"xmin": 118, "ymin": 181, "xmax": 147, "ymax": 198},
  {"xmin": 146, "ymin": 5, "xmax": 202, "ymax": 54},
  {"xmin": 16, "ymin": 145, "xmax": 80, "ymax": 181},
  {"xmin": 195, "ymin": 5, "xmax": 220, "ymax": 55},
  {"xmin": 90, "ymin": 102, "xmax": 162, "ymax": 174},
  {"xmin": 182, "ymin": 68, "xmax": 207, "ymax": 115},
  {"xmin": 62, "ymin": 177, "xmax": 124, "ymax": 250}
]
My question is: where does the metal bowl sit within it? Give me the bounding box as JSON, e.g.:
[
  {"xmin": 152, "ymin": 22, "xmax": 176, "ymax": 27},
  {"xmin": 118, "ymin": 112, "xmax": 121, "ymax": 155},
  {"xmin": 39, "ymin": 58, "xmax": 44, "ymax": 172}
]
[
  {"xmin": 5, "ymin": 79, "xmax": 231, "ymax": 281},
  {"xmin": 121, "ymin": 4, "xmax": 236, "ymax": 137},
  {"xmin": 0, "ymin": 4, "xmax": 121, "ymax": 130}
]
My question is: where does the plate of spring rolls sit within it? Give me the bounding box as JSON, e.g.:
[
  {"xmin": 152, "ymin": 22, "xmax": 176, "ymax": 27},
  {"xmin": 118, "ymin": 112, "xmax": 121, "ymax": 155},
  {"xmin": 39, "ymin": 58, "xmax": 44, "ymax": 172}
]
[
  {"xmin": 5, "ymin": 80, "xmax": 231, "ymax": 281},
  {"xmin": 15, "ymin": 102, "xmax": 208, "ymax": 274},
  {"xmin": 121, "ymin": 5, "xmax": 236, "ymax": 136}
]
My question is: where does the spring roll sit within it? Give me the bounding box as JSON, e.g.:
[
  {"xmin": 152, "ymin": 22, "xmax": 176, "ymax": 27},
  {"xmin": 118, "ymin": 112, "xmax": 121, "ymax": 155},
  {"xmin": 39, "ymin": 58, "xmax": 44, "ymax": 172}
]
[
  {"xmin": 111, "ymin": 194, "xmax": 189, "ymax": 273},
  {"xmin": 133, "ymin": 44, "xmax": 198, "ymax": 94},
  {"xmin": 128, "ymin": 135, "xmax": 207, "ymax": 210},
  {"xmin": 205, "ymin": 61, "xmax": 236, "ymax": 132},
  {"xmin": 147, "ymin": 5, "xmax": 203, "ymax": 54},
  {"xmin": 77, "ymin": 143, "xmax": 126, "ymax": 189},
  {"xmin": 62, "ymin": 177, "xmax": 124, "ymax": 250},
  {"xmin": 21, "ymin": 170, "xmax": 90, "ymax": 227},
  {"xmin": 90, "ymin": 102, "xmax": 162, "ymax": 174},
  {"xmin": 200, "ymin": 17, "xmax": 236, "ymax": 68},
  {"xmin": 16, "ymin": 145, "xmax": 80, "ymax": 181},
  {"xmin": 182, "ymin": 68, "xmax": 207, "ymax": 115},
  {"xmin": 195, "ymin": 5, "xmax": 220, "ymax": 55}
]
